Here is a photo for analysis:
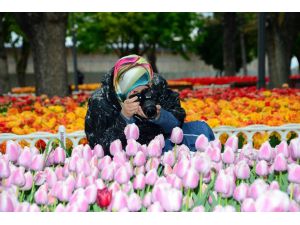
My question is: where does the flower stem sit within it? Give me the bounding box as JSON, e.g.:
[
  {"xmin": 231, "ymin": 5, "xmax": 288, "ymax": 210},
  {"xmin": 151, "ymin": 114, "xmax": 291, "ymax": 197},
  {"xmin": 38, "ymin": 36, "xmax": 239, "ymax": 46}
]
[
  {"xmin": 290, "ymin": 183, "xmax": 294, "ymax": 200},
  {"xmin": 297, "ymin": 159, "xmax": 299, "ymax": 165},
  {"xmin": 146, "ymin": 184, "xmax": 151, "ymax": 193},
  {"xmin": 198, "ymin": 173, "xmax": 203, "ymax": 198},
  {"xmin": 186, "ymin": 188, "xmax": 191, "ymax": 211},
  {"xmin": 218, "ymin": 195, "xmax": 221, "ymax": 206},
  {"xmin": 279, "ymin": 171, "xmax": 283, "ymax": 189}
]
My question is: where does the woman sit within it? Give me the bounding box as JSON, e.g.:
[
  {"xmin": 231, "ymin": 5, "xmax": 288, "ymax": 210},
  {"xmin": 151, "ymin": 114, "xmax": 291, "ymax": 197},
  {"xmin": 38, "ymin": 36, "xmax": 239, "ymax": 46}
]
[{"xmin": 85, "ymin": 55, "xmax": 215, "ymax": 155}]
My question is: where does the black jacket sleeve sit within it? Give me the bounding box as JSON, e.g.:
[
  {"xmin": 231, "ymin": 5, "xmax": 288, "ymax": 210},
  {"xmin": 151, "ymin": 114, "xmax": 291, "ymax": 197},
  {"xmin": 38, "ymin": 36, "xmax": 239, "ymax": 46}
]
[
  {"xmin": 84, "ymin": 90, "xmax": 127, "ymax": 154},
  {"xmin": 152, "ymin": 75, "xmax": 186, "ymax": 127}
]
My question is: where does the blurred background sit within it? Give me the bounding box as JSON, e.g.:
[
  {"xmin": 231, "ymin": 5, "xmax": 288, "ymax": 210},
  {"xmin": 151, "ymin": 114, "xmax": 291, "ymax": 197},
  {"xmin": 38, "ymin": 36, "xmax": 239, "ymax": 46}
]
[{"xmin": 1, "ymin": 12, "xmax": 300, "ymax": 97}]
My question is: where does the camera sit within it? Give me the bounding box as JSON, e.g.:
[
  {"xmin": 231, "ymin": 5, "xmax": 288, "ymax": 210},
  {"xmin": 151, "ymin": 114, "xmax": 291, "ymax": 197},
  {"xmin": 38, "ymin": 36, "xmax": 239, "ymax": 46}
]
[{"xmin": 129, "ymin": 88, "xmax": 158, "ymax": 119}]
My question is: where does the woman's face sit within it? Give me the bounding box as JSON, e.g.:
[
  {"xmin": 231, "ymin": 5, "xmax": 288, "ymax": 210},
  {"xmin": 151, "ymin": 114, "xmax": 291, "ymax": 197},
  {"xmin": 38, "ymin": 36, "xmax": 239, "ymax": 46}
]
[{"xmin": 127, "ymin": 85, "xmax": 148, "ymax": 98}]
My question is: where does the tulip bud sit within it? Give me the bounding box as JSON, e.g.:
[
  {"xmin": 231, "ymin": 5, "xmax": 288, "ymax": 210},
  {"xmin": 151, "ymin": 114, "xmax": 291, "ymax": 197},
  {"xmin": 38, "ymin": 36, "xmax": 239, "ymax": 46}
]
[
  {"xmin": 93, "ymin": 144, "xmax": 104, "ymax": 159},
  {"xmin": 30, "ymin": 154, "xmax": 44, "ymax": 171},
  {"xmin": 288, "ymin": 163, "xmax": 300, "ymax": 184},
  {"xmin": 133, "ymin": 151, "xmax": 146, "ymax": 167},
  {"xmin": 225, "ymin": 136, "xmax": 238, "ymax": 152},
  {"xmin": 195, "ymin": 134, "xmax": 209, "ymax": 152},
  {"xmin": 170, "ymin": 127, "xmax": 183, "ymax": 145},
  {"xmin": 114, "ymin": 166, "xmax": 130, "ymax": 184},
  {"xmin": 256, "ymin": 160, "xmax": 269, "ymax": 177},
  {"xmin": 222, "ymin": 147, "xmax": 235, "ymax": 164},
  {"xmin": 241, "ymin": 198, "xmax": 256, "ymax": 212},
  {"xmin": 6, "ymin": 140, "xmax": 20, "ymax": 162},
  {"xmin": 274, "ymin": 153, "xmax": 287, "ymax": 172},
  {"xmin": 258, "ymin": 142, "xmax": 273, "ymax": 161},
  {"xmin": 234, "ymin": 160, "xmax": 250, "ymax": 180},
  {"xmin": 183, "ymin": 168, "xmax": 199, "ymax": 189},
  {"xmin": 53, "ymin": 147, "xmax": 66, "ymax": 165},
  {"xmin": 145, "ymin": 169, "xmax": 158, "ymax": 186},
  {"xmin": 147, "ymin": 139, "xmax": 162, "ymax": 157},
  {"xmin": 0, "ymin": 157, "xmax": 10, "ymax": 179},
  {"xmin": 133, "ymin": 174, "xmax": 146, "ymax": 190},
  {"xmin": 17, "ymin": 148, "xmax": 32, "ymax": 169},
  {"xmin": 125, "ymin": 139, "xmax": 139, "ymax": 156},
  {"xmin": 233, "ymin": 183, "xmax": 249, "ymax": 202},
  {"xmin": 127, "ymin": 193, "xmax": 142, "ymax": 212},
  {"xmin": 124, "ymin": 123, "xmax": 140, "ymax": 140},
  {"xmin": 110, "ymin": 139, "xmax": 122, "ymax": 156}
]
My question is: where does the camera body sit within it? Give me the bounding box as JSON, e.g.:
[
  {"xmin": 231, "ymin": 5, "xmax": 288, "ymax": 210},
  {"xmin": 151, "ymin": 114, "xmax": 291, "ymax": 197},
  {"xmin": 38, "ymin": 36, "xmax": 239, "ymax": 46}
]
[{"xmin": 129, "ymin": 88, "xmax": 158, "ymax": 119}]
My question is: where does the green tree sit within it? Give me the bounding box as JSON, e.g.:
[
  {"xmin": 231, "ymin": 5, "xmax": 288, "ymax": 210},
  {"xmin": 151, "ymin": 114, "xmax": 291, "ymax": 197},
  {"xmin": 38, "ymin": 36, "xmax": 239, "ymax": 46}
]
[
  {"xmin": 73, "ymin": 12, "xmax": 198, "ymax": 72},
  {"xmin": 193, "ymin": 13, "xmax": 257, "ymax": 76},
  {"xmin": 14, "ymin": 13, "xmax": 69, "ymax": 97}
]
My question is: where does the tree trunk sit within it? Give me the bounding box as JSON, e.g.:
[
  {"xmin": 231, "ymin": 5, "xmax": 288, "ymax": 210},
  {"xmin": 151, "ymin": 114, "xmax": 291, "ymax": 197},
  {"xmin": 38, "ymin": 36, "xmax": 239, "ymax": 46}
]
[
  {"xmin": 14, "ymin": 13, "xmax": 68, "ymax": 97},
  {"xmin": 16, "ymin": 39, "xmax": 30, "ymax": 87},
  {"xmin": 0, "ymin": 13, "xmax": 10, "ymax": 95},
  {"xmin": 146, "ymin": 44, "xmax": 158, "ymax": 73},
  {"xmin": 240, "ymin": 32, "xmax": 248, "ymax": 75},
  {"xmin": 266, "ymin": 13, "xmax": 300, "ymax": 88},
  {"xmin": 223, "ymin": 12, "xmax": 236, "ymax": 76}
]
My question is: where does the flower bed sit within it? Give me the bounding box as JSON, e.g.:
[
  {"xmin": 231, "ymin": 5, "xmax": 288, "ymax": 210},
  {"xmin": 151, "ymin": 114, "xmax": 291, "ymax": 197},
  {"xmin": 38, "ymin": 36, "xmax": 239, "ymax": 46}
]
[{"xmin": 1, "ymin": 124, "xmax": 300, "ymax": 212}]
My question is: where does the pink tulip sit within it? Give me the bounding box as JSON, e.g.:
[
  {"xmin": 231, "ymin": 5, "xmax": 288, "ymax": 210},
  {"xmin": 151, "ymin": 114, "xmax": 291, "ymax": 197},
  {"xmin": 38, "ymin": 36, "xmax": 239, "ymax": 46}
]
[
  {"xmin": 170, "ymin": 127, "xmax": 183, "ymax": 144},
  {"xmin": 55, "ymin": 203, "xmax": 66, "ymax": 212},
  {"xmin": 212, "ymin": 161, "xmax": 223, "ymax": 173},
  {"xmin": 183, "ymin": 168, "xmax": 199, "ymax": 189},
  {"xmin": 113, "ymin": 151, "xmax": 127, "ymax": 166},
  {"xmin": 127, "ymin": 193, "xmax": 142, "ymax": 212},
  {"xmin": 21, "ymin": 171, "xmax": 33, "ymax": 191},
  {"xmin": 53, "ymin": 147, "xmax": 66, "ymax": 165},
  {"xmin": 145, "ymin": 169, "xmax": 158, "ymax": 186},
  {"xmin": 6, "ymin": 140, "xmax": 20, "ymax": 162},
  {"xmin": 34, "ymin": 184, "xmax": 49, "ymax": 205},
  {"xmin": 147, "ymin": 201, "xmax": 164, "ymax": 212},
  {"xmin": 68, "ymin": 153, "xmax": 79, "ymax": 172},
  {"xmin": 192, "ymin": 205, "xmax": 205, "ymax": 212},
  {"xmin": 213, "ymin": 205, "xmax": 225, "ymax": 212},
  {"xmin": 75, "ymin": 172, "xmax": 87, "ymax": 189},
  {"xmin": 256, "ymin": 160, "xmax": 269, "ymax": 177},
  {"xmin": 30, "ymin": 154, "xmax": 44, "ymax": 171},
  {"xmin": 54, "ymin": 182, "xmax": 71, "ymax": 202},
  {"xmin": 101, "ymin": 164, "xmax": 115, "ymax": 182},
  {"xmin": 82, "ymin": 144, "xmax": 92, "ymax": 161},
  {"xmin": 206, "ymin": 145, "xmax": 221, "ymax": 162},
  {"xmin": 258, "ymin": 142, "xmax": 273, "ymax": 161},
  {"xmin": 163, "ymin": 165, "xmax": 173, "ymax": 177},
  {"xmin": 134, "ymin": 166, "xmax": 145, "ymax": 175},
  {"xmin": 134, "ymin": 151, "xmax": 146, "ymax": 167},
  {"xmin": 152, "ymin": 182, "xmax": 172, "ymax": 203},
  {"xmin": 110, "ymin": 190, "xmax": 128, "ymax": 212},
  {"xmin": 93, "ymin": 144, "xmax": 104, "ymax": 159},
  {"xmin": 224, "ymin": 205, "xmax": 236, "ymax": 212},
  {"xmin": 124, "ymin": 161, "xmax": 134, "ymax": 177},
  {"xmin": 191, "ymin": 152, "xmax": 211, "ymax": 176},
  {"xmin": 255, "ymin": 190, "xmax": 290, "ymax": 212},
  {"xmin": 287, "ymin": 184, "xmax": 300, "ymax": 202},
  {"xmin": 214, "ymin": 170, "xmax": 235, "ymax": 198},
  {"xmin": 155, "ymin": 134, "xmax": 165, "ymax": 149},
  {"xmin": 233, "ymin": 183, "xmax": 249, "ymax": 202},
  {"xmin": 75, "ymin": 158, "xmax": 91, "ymax": 176},
  {"xmin": 110, "ymin": 139, "xmax": 122, "ymax": 156},
  {"xmin": 288, "ymin": 163, "xmax": 300, "ymax": 184},
  {"xmin": 174, "ymin": 158, "xmax": 190, "ymax": 178},
  {"xmin": 124, "ymin": 123, "xmax": 139, "ymax": 140},
  {"xmin": 167, "ymin": 174, "xmax": 183, "ymax": 190},
  {"xmin": 248, "ymin": 179, "xmax": 269, "ymax": 200},
  {"xmin": 115, "ymin": 166, "xmax": 130, "ymax": 184},
  {"xmin": 162, "ymin": 151, "xmax": 175, "ymax": 167},
  {"xmin": 69, "ymin": 188, "xmax": 89, "ymax": 212},
  {"xmin": 29, "ymin": 203, "xmax": 40, "ymax": 212},
  {"xmin": 133, "ymin": 174, "xmax": 146, "ymax": 190},
  {"xmin": 11, "ymin": 166, "xmax": 26, "ymax": 187},
  {"xmin": 17, "ymin": 148, "xmax": 32, "ymax": 169},
  {"xmin": 34, "ymin": 171, "xmax": 46, "ymax": 186},
  {"xmin": 289, "ymin": 200, "xmax": 300, "ymax": 212},
  {"xmin": 274, "ymin": 153, "xmax": 287, "ymax": 172},
  {"xmin": 269, "ymin": 181, "xmax": 280, "ymax": 191},
  {"xmin": 222, "ymin": 147, "xmax": 235, "ymax": 164},
  {"xmin": 234, "ymin": 160, "xmax": 250, "ymax": 180},
  {"xmin": 125, "ymin": 139, "xmax": 139, "ymax": 156},
  {"xmin": 143, "ymin": 192, "xmax": 152, "ymax": 208},
  {"xmin": 121, "ymin": 181, "xmax": 133, "ymax": 194},
  {"xmin": 90, "ymin": 166, "xmax": 99, "ymax": 179},
  {"xmin": 159, "ymin": 188, "xmax": 182, "ymax": 212},
  {"xmin": 109, "ymin": 181, "xmax": 121, "ymax": 195},
  {"xmin": 177, "ymin": 144, "xmax": 191, "ymax": 160},
  {"xmin": 145, "ymin": 157, "xmax": 160, "ymax": 172},
  {"xmin": 241, "ymin": 198, "xmax": 256, "ymax": 212},
  {"xmin": 65, "ymin": 175, "xmax": 76, "ymax": 191},
  {"xmin": 195, "ymin": 134, "xmax": 209, "ymax": 152},
  {"xmin": 0, "ymin": 191, "xmax": 15, "ymax": 212},
  {"xmin": 55, "ymin": 166, "xmax": 65, "ymax": 181},
  {"xmin": 98, "ymin": 155, "xmax": 112, "ymax": 171},
  {"xmin": 85, "ymin": 184, "xmax": 97, "ymax": 204},
  {"xmin": 95, "ymin": 179, "xmax": 106, "ymax": 190},
  {"xmin": 147, "ymin": 139, "xmax": 162, "ymax": 157},
  {"xmin": 225, "ymin": 136, "xmax": 238, "ymax": 152},
  {"xmin": 276, "ymin": 141, "xmax": 289, "ymax": 158},
  {"xmin": 290, "ymin": 138, "xmax": 300, "ymax": 160},
  {"xmin": 0, "ymin": 157, "xmax": 10, "ymax": 179}
]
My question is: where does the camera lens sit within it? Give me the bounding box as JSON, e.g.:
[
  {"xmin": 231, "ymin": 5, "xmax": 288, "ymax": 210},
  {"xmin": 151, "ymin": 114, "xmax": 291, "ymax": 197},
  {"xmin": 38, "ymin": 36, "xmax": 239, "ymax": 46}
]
[{"xmin": 142, "ymin": 100, "xmax": 157, "ymax": 119}]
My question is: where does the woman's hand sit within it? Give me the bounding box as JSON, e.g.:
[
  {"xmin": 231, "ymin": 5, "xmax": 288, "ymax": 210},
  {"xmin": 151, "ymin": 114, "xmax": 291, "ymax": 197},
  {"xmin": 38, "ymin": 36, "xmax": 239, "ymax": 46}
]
[{"xmin": 121, "ymin": 96, "xmax": 140, "ymax": 119}]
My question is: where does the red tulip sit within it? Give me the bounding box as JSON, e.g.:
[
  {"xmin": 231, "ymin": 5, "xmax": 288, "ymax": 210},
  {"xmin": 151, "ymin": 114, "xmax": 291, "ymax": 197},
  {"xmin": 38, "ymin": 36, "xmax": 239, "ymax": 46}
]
[{"xmin": 96, "ymin": 187, "xmax": 112, "ymax": 208}]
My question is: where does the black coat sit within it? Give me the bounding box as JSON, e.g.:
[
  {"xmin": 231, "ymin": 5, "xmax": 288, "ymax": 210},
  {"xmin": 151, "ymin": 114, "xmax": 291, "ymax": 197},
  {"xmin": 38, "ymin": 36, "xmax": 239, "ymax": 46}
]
[{"xmin": 85, "ymin": 69, "xmax": 186, "ymax": 155}]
